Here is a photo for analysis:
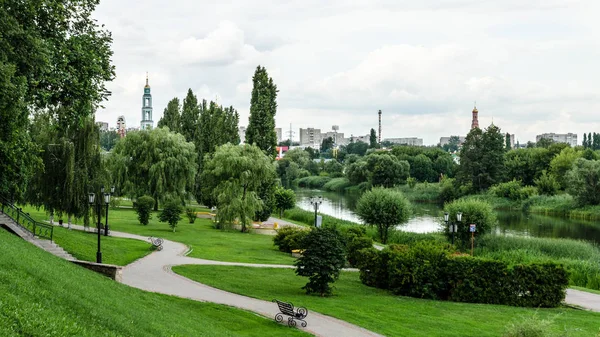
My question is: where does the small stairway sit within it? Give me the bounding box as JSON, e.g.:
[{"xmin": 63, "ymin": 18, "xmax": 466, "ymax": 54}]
[{"xmin": 0, "ymin": 213, "xmax": 75, "ymax": 261}]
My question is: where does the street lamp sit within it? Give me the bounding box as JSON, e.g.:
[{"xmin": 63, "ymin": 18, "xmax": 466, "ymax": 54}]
[
  {"xmin": 88, "ymin": 190, "xmax": 102, "ymax": 263},
  {"xmin": 309, "ymin": 196, "xmax": 323, "ymax": 227},
  {"xmin": 104, "ymin": 186, "xmax": 115, "ymax": 237},
  {"xmin": 445, "ymin": 211, "xmax": 462, "ymax": 245}
]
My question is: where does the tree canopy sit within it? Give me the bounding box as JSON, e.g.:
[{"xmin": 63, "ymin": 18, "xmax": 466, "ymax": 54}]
[
  {"xmin": 356, "ymin": 188, "xmax": 412, "ymax": 243},
  {"xmin": 109, "ymin": 128, "xmax": 197, "ymax": 210},
  {"xmin": 200, "ymin": 144, "xmax": 276, "ymax": 232},
  {"xmin": 246, "ymin": 65, "xmax": 278, "ymax": 159}
]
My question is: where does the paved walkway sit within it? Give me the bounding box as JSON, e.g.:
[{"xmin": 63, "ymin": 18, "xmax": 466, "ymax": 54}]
[
  {"xmin": 51, "ymin": 223, "xmax": 600, "ymax": 335},
  {"xmin": 62, "ymin": 224, "xmax": 380, "ymax": 337}
]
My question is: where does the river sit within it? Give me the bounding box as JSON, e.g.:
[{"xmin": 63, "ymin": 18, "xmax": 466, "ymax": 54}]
[{"xmin": 295, "ymin": 189, "xmax": 600, "ymax": 244}]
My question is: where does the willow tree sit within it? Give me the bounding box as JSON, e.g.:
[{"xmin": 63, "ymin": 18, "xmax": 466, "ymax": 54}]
[
  {"xmin": 200, "ymin": 144, "xmax": 276, "ymax": 232},
  {"xmin": 109, "ymin": 128, "xmax": 197, "ymax": 210},
  {"xmin": 0, "ymin": 0, "xmax": 114, "ymax": 201}
]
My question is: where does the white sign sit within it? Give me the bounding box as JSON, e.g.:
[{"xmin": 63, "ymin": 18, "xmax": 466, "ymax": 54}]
[
  {"xmin": 469, "ymin": 224, "xmax": 476, "ymax": 232},
  {"xmin": 316, "ymin": 215, "xmax": 323, "ymax": 228}
]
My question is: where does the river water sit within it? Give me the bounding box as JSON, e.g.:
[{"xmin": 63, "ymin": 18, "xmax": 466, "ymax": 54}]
[{"xmin": 295, "ymin": 189, "xmax": 600, "ymax": 244}]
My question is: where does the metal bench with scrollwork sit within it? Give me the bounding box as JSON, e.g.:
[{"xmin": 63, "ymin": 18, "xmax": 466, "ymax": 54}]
[
  {"xmin": 149, "ymin": 237, "xmax": 163, "ymax": 251},
  {"xmin": 273, "ymin": 299, "xmax": 308, "ymax": 327}
]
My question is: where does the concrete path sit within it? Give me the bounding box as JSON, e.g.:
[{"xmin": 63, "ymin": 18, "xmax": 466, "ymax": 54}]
[
  {"xmin": 60, "ymin": 224, "xmax": 380, "ymax": 337},
  {"xmin": 565, "ymin": 289, "xmax": 600, "ymax": 311}
]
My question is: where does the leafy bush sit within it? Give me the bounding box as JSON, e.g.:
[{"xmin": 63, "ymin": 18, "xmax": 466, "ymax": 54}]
[
  {"xmin": 159, "ymin": 200, "xmax": 183, "ymax": 232},
  {"xmin": 133, "ymin": 195, "xmax": 155, "ymax": 226},
  {"xmin": 345, "ymin": 227, "xmax": 374, "ymax": 267},
  {"xmin": 490, "ymin": 180, "xmax": 536, "ymax": 201},
  {"xmin": 567, "ymin": 158, "xmax": 600, "ymax": 206},
  {"xmin": 356, "ymin": 188, "xmax": 412, "ymax": 243},
  {"xmin": 406, "ymin": 177, "xmax": 417, "ymax": 188},
  {"xmin": 185, "ymin": 207, "xmax": 197, "ymax": 224},
  {"xmin": 295, "ymin": 227, "xmax": 346, "ymax": 296},
  {"xmin": 109, "ymin": 197, "xmax": 122, "ymax": 210},
  {"xmin": 358, "ymin": 242, "xmax": 569, "ymax": 307},
  {"xmin": 273, "ymin": 187, "xmax": 296, "ymax": 218},
  {"xmin": 439, "ymin": 177, "xmax": 460, "ymax": 203},
  {"xmin": 273, "ymin": 227, "xmax": 309, "ymax": 253},
  {"xmin": 534, "ymin": 170, "xmax": 559, "ymax": 196},
  {"xmin": 323, "ymin": 177, "xmax": 352, "ymax": 192},
  {"xmin": 443, "ymin": 199, "xmax": 496, "ymax": 247}
]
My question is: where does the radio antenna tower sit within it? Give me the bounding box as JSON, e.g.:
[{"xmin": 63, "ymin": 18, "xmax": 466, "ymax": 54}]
[
  {"xmin": 378, "ymin": 110, "xmax": 382, "ymax": 144},
  {"xmin": 286, "ymin": 123, "xmax": 295, "ymax": 144}
]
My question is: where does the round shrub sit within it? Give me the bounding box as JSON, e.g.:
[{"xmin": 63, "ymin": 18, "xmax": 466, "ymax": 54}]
[
  {"xmin": 133, "ymin": 195, "xmax": 155, "ymax": 226},
  {"xmin": 356, "ymin": 188, "xmax": 411, "ymax": 244},
  {"xmin": 443, "ymin": 198, "xmax": 497, "ymax": 247},
  {"xmin": 273, "ymin": 227, "xmax": 309, "ymax": 253}
]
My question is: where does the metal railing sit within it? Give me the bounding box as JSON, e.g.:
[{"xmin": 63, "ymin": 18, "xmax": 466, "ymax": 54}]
[{"xmin": 0, "ymin": 196, "xmax": 53, "ymax": 242}]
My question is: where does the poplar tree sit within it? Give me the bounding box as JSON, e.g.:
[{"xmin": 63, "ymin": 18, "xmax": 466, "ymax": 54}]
[
  {"xmin": 369, "ymin": 128, "xmax": 378, "ymax": 148},
  {"xmin": 180, "ymin": 89, "xmax": 200, "ymax": 143},
  {"xmin": 158, "ymin": 98, "xmax": 181, "ymax": 132},
  {"xmin": 583, "ymin": 133, "xmax": 588, "ymax": 149},
  {"xmin": 246, "ymin": 65, "xmax": 278, "ymax": 160},
  {"xmin": 505, "ymin": 133, "xmax": 511, "ymax": 150}
]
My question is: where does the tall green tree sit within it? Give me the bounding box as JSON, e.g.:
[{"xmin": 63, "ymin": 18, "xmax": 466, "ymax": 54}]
[
  {"xmin": 549, "ymin": 147, "xmax": 581, "ymax": 189},
  {"xmin": 505, "ymin": 133, "xmax": 511, "ymax": 150},
  {"xmin": 200, "ymin": 144, "xmax": 276, "ymax": 232},
  {"xmin": 457, "ymin": 124, "xmax": 505, "ymax": 191},
  {"xmin": 369, "ymin": 128, "xmax": 378, "ymax": 148},
  {"xmin": 246, "ymin": 65, "xmax": 278, "ymax": 159},
  {"xmin": 442, "ymin": 136, "xmax": 461, "ymax": 152},
  {"xmin": 583, "ymin": 133, "xmax": 588, "ymax": 149},
  {"xmin": 100, "ymin": 130, "xmax": 120, "ymax": 151},
  {"xmin": 158, "ymin": 98, "xmax": 181, "ymax": 132},
  {"xmin": 180, "ymin": 89, "xmax": 200, "ymax": 143},
  {"xmin": 0, "ymin": 0, "xmax": 114, "ymax": 200},
  {"xmin": 109, "ymin": 128, "xmax": 197, "ymax": 210},
  {"xmin": 567, "ymin": 158, "xmax": 600, "ymax": 206}
]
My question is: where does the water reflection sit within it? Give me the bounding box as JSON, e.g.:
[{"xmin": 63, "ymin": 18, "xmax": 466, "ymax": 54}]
[{"xmin": 295, "ymin": 189, "xmax": 600, "ymax": 243}]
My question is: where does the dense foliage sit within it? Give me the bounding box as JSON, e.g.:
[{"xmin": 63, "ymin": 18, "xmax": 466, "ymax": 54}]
[
  {"xmin": 356, "ymin": 243, "xmax": 569, "ymax": 307},
  {"xmin": 442, "ymin": 199, "xmax": 497, "ymax": 247},
  {"xmin": 201, "ymin": 144, "xmax": 276, "ymax": 232},
  {"xmin": 295, "ymin": 227, "xmax": 346, "ymax": 296},
  {"xmin": 133, "ymin": 196, "xmax": 155, "ymax": 226},
  {"xmin": 159, "ymin": 200, "xmax": 183, "ymax": 232},
  {"xmin": 567, "ymin": 158, "xmax": 600, "ymax": 206},
  {"xmin": 273, "ymin": 187, "xmax": 296, "ymax": 218},
  {"xmin": 356, "ymin": 188, "xmax": 412, "ymax": 243},
  {"xmin": 246, "ymin": 65, "xmax": 278, "ymax": 160}
]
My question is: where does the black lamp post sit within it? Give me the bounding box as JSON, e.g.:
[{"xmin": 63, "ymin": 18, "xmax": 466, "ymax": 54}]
[
  {"xmin": 104, "ymin": 186, "xmax": 115, "ymax": 236},
  {"xmin": 445, "ymin": 211, "xmax": 462, "ymax": 245},
  {"xmin": 309, "ymin": 196, "xmax": 323, "ymax": 227},
  {"xmin": 88, "ymin": 190, "xmax": 102, "ymax": 263}
]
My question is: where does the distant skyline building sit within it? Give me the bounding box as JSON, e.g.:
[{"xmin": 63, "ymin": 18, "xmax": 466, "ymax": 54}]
[
  {"xmin": 439, "ymin": 136, "xmax": 466, "ymax": 146},
  {"xmin": 384, "ymin": 137, "xmax": 423, "ymax": 146},
  {"xmin": 97, "ymin": 121, "xmax": 109, "ymax": 132},
  {"xmin": 471, "ymin": 105, "xmax": 479, "ymax": 129},
  {"xmin": 299, "ymin": 128, "xmax": 322, "ymax": 148},
  {"xmin": 536, "ymin": 133, "xmax": 577, "ymax": 147},
  {"xmin": 238, "ymin": 126, "xmax": 247, "ymax": 143},
  {"xmin": 275, "ymin": 128, "xmax": 283, "ymax": 143},
  {"xmin": 140, "ymin": 74, "xmax": 154, "ymax": 130}
]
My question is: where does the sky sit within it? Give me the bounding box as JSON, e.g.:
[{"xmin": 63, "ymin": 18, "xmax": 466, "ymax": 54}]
[{"xmin": 93, "ymin": 0, "xmax": 600, "ymax": 145}]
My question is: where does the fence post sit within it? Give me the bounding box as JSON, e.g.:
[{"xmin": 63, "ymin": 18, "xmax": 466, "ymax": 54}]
[{"xmin": 17, "ymin": 208, "xmax": 20, "ymax": 225}]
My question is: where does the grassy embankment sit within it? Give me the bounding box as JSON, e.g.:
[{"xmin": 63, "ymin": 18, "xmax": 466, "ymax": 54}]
[
  {"xmin": 22, "ymin": 205, "xmax": 295, "ymax": 265},
  {"xmin": 0, "ymin": 230, "xmax": 308, "ymax": 337},
  {"xmin": 173, "ymin": 265, "xmax": 600, "ymax": 337}
]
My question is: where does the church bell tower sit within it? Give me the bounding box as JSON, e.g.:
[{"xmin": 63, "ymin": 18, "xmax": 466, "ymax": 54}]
[{"xmin": 140, "ymin": 73, "xmax": 154, "ymax": 130}]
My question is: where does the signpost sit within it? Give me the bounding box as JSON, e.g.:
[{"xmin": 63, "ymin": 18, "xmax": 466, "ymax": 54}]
[
  {"xmin": 316, "ymin": 215, "xmax": 323, "ymax": 228},
  {"xmin": 469, "ymin": 224, "xmax": 476, "ymax": 256}
]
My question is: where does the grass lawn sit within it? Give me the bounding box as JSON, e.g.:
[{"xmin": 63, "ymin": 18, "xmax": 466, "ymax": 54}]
[
  {"xmin": 0, "ymin": 230, "xmax": 308, "ymax": 337},
  {"xmin": 173, "ymin": 265, "xmax": 600, "ymax": 337},
  {"xmin": 21, "ymin": 205, "xmax": 295, "ymax": 265},
  {"xmin": 52, "ymin": 226, "xmax": 153, "ymax": 266}
]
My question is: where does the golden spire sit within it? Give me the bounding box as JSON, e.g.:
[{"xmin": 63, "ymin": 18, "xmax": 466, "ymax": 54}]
[{"xmin": 144, "ymin": 72, "xmax": 150, "ymax": 88}]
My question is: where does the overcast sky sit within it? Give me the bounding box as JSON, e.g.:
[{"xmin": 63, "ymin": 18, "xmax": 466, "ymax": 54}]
[{"xmin": 93, "ymin": 0, "xmax": 600, "ymax": 145}]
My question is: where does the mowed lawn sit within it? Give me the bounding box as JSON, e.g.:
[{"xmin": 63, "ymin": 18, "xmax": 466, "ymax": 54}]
[
  {"xmin": 21, "ymin": 205, "xmax": 295, "ymax": 265},
  {"xmin": 173, "ymin": 265, "xmax": 600, "ymax": 337},
  {"xmin": 0, "ymin": 230, "xmax": 309, "ymax": 337}
]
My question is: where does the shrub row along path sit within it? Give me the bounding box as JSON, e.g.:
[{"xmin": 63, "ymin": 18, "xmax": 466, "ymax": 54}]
[{"xmin": 60, "ymin": 223, "xmax": 379, "ymax": 337}]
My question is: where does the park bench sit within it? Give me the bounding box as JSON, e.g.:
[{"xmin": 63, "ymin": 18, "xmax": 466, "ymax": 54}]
[
  {"xmin": 273, "ymin": 299, "xmax": 308, "ymax": 327},
  {"xmin": 149, "ymin": 237, "xmax": 163, "ymax": 251}
]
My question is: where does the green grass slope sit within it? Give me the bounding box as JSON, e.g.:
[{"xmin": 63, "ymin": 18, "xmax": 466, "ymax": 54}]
[
  {"xmin": 173, "ymin": 265, "xmax": 600, "ymax": 337},
  {"xmin": 0, "ymin": 230, "xmax": 308, "ymax": 337}
]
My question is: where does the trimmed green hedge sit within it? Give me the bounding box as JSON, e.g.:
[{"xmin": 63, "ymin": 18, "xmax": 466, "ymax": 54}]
[{"xmin": 356, "ymin": 242, "xmax": 569, "ymax": 307}]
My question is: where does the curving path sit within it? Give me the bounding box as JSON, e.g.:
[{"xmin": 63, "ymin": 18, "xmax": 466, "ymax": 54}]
[
  {"xmin": 80, "ymin": 227, "xmax": 381, "ymax": 337},
  {"xmin": 55, "ymin": 224, "xmax": 600, "ymax": 336}
]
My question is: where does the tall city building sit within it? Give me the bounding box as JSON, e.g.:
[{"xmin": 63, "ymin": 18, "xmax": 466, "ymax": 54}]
[
  {"xmin": 299, "ymin": 128, "xmax": 322, "ymax": 148},
  {"xmin": 385, "ymin": 137, "xmax": 423, "ymax": 146},
  {"xmin": 140, "ymin": 74, "xmax": 154, "ymax": 130},
  {"xmin": 536, "ymin": 133, "xmax": 577, "ymax": 147},
  {"xmin": 471, "ymin": 105, "xmax": 479, "ymax": 129}
]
